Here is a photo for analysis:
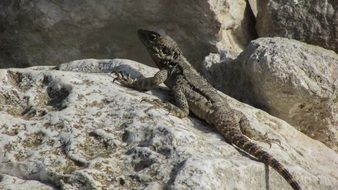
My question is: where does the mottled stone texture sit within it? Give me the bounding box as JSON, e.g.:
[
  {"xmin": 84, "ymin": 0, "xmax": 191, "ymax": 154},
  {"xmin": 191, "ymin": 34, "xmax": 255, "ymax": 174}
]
[
  {"xmin": 0, "ymin": 59, "xmax": 337, "ymax": 189},
  {"xmin": 1, "ymin": 0, "xmax": 338, "ymax": 188},
  {"xmin": 203, "ymin": 38, "xmax": 338, "ymax": 151},
  {"xmin": 254, "ymin": 0, "xmax": 338, "ymax": 52}
]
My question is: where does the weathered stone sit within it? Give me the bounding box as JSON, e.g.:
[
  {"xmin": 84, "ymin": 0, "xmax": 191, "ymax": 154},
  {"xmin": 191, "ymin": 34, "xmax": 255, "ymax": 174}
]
[
  {"xmin": 0, "ymin": 0, "xmax": 255, "ymax": 71},
  {"xmin": 0, "ymin": 59, "xmax": 337, "ymax": 189},
  {"xmin": 203, "ymin": 37, "xmax": 338, "ymax": 152},
  {"xmin": 254, "ymin": 0, "xmax": 338, "ymax": 52},
  {"xmin": 0, "ymin": 175, "xmax": 55, "ymax": 190}
]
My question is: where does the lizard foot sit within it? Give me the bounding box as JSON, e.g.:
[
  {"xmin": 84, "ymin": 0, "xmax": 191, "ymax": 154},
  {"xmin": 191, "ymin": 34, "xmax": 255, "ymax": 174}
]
[
  {"xmin": 141, "ymin": 98, "xmax": 166, "ymax": 112},
  {"xmin": 111, "ymin": 71, "xmax": 136, "ymax": 87},
  {"xmin": 141, "ymin": 98, "xmax": 187, "ymax": 118},
  {"xmin": 262, "ymin": 132, "xmax": 281, "ymax": 148}
]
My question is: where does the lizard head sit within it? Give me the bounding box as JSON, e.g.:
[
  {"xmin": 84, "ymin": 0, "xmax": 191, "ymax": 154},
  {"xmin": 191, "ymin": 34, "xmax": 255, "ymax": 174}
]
[{"xmin": 138, "ymin": 29, "xmax": 182, "ymax": 69}]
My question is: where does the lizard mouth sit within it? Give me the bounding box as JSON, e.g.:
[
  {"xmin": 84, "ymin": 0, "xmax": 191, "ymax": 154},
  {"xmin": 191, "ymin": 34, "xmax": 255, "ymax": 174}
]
[
  {"xmin": 137, "ymin": 29, "xmax": 147, "ymax": 37},
  {"xmin": 137, "ymin": 29, "xmax": 160, "ymax": 55},
  {"xmin": 137, "ymin": 29, "xmax": 150, "ymax": 45},
  {"xmin": 137, "ymin": 29, "xmax": 160, "ymax": 48},
  {"xmin": 137, "ymin": 29, "xmax": 145, "ymax": 38}
]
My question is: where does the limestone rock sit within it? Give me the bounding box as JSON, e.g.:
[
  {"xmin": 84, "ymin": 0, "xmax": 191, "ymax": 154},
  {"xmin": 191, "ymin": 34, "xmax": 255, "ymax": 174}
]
[
  {"xmin": 0, "ymin": 0, "xmax": 255, "ymax": 71},
  {"xmin": 0, "ymin": 175, "xmax": 55, "ymax": 190},
  {"xmin": 254, "ymin": 0, "xmax": 338, "ymax": 52},
  {"xmin": 0, "ymin": 59, "xmax": 337, "ymax": 189},
  {"xmin": 203, "ymin": 37, "xmax": 338, "ymax": 152}
]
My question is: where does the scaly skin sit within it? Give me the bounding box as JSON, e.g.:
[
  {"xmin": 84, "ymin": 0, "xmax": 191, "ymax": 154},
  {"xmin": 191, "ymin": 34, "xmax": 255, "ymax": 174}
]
[{"xmin": 114, "ymin": 29, "xmax": 301, "ymax": 190}]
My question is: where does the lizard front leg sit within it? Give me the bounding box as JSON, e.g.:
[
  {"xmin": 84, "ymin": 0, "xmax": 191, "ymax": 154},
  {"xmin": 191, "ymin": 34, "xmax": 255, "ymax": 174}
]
[
  {"xmin": 142, "ymin": 85, "xmax": 189, "ymax": 118},
  {"xmin": 113, "ymin": 69, "xmax": 189, "ymax": 118},
  {"xmin": 163, "ymin": 86, "xmax": 189, "ymax": 118},
  {"xmin": 113, "ymin": 69, "xmax": 169, "ymax": 91}
]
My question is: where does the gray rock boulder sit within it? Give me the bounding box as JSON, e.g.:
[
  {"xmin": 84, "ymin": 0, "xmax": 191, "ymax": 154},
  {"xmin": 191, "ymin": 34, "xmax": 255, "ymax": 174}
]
[
  {"xmin": 0, "ymin": 0, "xmax": 255, "ymax": 70},
  {"xmin": 0, "ymin": 59, "xmax": 337, "ymax": 189},
  {"xmin": 254, "ymin": 0, "xmax": 338, "ymax": 52},
  {"xmin": 0, "ymin": 175, "xmax": 55, "ymax": 190},
  {"xmin": 203, "ymin": 37, "xmax": 338, "ymax": 152}
]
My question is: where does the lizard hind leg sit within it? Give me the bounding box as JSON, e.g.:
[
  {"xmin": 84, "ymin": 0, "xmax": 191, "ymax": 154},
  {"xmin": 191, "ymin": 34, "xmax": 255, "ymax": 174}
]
[{"xmin": 238, "ymin": 113, "xmax": 281, "ymax": 148}]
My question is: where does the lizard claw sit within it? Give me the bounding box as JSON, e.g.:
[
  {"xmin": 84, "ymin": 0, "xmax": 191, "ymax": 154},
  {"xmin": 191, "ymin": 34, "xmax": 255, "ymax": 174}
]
[
  {"xmin": 111, "ymin": 71, "xmax": 135, "ymax": 86},
  {"xmin": 263, "ymin": 132, "xmax": 281, "ymax": 148},
  {"xmin": 141, "ymin": 98, "xmax": 168, "ymax": 114},
  {"xmin": 140, "ymin": 98, "xmax": 187, "ymax": 118},
  {"xmin": 141, "ymin": 97, "xmax": 162, "ymax": 104},
  {"xmin": 141, "ymin": 98, "xmax": 163, "ymax": 107}
]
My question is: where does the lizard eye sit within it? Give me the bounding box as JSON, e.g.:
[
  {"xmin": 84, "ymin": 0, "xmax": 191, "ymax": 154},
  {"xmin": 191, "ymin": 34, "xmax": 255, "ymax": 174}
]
[{"xmin": 150, "ymin": 34, "xmax": 157, "ymax": 40}]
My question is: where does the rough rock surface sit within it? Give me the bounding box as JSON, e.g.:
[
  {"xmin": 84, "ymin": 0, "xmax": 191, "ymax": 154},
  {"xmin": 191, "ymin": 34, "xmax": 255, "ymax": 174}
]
[
  {"xmin": 254, "ymin": 0, "xmax": 338, "ymax": 52},
  {"xmin": 203, "ymin": 37, "xmax": 338, "ymax": 152},
  {"xmin": 0, "ymin": 174, "xmax": 55, "ymax": 190},
  {"xmin": 0, "ymin": 0, "xmax": 255, "ymax": 70},
  {"xmin": 1, "ymin": 59, "xmax": 338, "ymax": 190}
]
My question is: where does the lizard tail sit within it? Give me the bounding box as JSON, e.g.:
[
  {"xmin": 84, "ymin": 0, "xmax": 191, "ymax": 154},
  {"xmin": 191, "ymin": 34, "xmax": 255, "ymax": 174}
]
[{"xmin": 223, "ymin": 128, "xmax": 301, "ymax": 190}]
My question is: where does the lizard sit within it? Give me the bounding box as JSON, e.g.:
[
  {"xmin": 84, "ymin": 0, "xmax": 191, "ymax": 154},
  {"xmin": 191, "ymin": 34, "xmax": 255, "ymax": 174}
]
[{"xmin": 113, "ymin": 29, "xmax": 301, "ymax": 190}]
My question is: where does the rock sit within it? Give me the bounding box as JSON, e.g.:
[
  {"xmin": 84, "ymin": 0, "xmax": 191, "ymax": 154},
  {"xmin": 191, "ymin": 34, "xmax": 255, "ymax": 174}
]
[
  {"xmin": 254, "ymin": 0, "xmax": 338, "ymax": 52},
  {"xmin": 0, "ymin": 174, "xmax": 55, "ymax": 190},
  {"xmin": 1, "ymin": 59, "xmax": 338, "ymax": 189},
  {"xmin": 247, "ymin": 0, "xmax": 258, "ymax": 17},
  {"xmin": 204, "ymin": 37, "xmax": 338, "ymax": 152},
  {"xmin": 0, "ymin": 0, "xmax": 255, "ymax": 71},
  {"xmin": 202, "ymin": 51, "xmax": 237, "ymax": 92}
]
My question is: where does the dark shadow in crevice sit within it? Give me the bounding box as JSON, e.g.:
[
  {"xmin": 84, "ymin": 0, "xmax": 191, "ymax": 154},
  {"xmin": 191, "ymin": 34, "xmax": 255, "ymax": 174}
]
[
  {"xmin": 244, "ymin": 0, "xmax": 259, "ymax": 40},
  {"xmin": 46, "ymin": 82, "xmax": 72, "ymax": 110},
  {"xmin": 265, "ymin": 164, "xmax": 270, "ymax": 190},
  {"xmin": 165, "ymin": 160, "xmax": 187, "ymax": 190}
]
